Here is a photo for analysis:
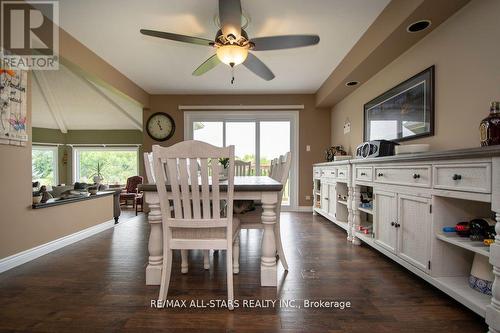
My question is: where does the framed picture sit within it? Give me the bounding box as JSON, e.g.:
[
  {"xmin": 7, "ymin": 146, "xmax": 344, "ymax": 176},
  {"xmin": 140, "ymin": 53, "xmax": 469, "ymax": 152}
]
[{"xmin": 364, "ymin": 66, "xmax": 434, "ymax": 142}]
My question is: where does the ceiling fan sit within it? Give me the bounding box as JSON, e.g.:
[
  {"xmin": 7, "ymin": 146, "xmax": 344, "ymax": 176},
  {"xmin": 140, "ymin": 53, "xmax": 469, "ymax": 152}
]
[{"xmin": 140, "ymin": 0, "xmax": 320, "ymax": 82}]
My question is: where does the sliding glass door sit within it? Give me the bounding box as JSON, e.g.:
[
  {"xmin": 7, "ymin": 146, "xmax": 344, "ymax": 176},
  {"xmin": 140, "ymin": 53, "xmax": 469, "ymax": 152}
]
[{"xmin": 186, "ymin": 111, "xmax": 297, "ymax": 208}]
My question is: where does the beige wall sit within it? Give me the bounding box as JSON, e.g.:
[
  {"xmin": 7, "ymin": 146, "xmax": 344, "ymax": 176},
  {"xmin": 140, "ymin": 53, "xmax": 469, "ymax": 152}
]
[
  {"xmin": 144, "ymin": 94, "xmax": 330, "ymax": 206},
  {"xmin": 331, "ymin": 0, "xmax": 500, "ymax": 154},
  {"xmin": 0, "ymin": 75, "xmax": 113, "ymax": 259}
]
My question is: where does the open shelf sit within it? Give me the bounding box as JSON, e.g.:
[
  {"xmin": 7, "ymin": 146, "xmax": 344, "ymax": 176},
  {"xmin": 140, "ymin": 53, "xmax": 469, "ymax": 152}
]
[
  {"xmin": 436, "ymin": 233, "xmax": 490, "ymax": 257},
  {"xmin": 358, "ymin": 206, "xmax": 373, "ymax": 215},
  {"xmin": 338, "ymin": 200, "xmax": 348, "ymax": 206},
  {"xmin": 434, "ymin": 276, "xmax": 490, "ymax": 316}
]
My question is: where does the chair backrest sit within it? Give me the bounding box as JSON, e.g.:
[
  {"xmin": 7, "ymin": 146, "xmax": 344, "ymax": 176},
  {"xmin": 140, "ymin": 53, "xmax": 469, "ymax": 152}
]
[
  {"xmin": 269, "ymin": 158, "xmax": 279, "ymax": 178},
  {"xmin": 276, "ymin": 152, "xmax": 292, "ymax": 186},
  {"xmin": 125, "ymin": 176, "xmax": 143, "ymax": 193},
  {"xmin": 152, "ymin": 140, "xmax": 235, "ymax": 230},
  {"xmin": 234, "ymin": 160, "xmax": 251, "ymax": 176},
  {"xmin": 274, "ymin": 152, "xmax": 292, "ymax": 208},
  {"xmin": 144, "ymin": 152, "xmax": 155, "ymax": 183}
]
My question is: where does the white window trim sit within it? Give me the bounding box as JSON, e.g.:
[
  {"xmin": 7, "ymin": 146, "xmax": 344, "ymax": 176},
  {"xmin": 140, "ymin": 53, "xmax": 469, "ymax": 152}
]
[
  {"xmin": 32, "ymin": 145, "xmax": 59, "ymax": 186},
  {"xmin": 184, "ymin": 110, "xmax": 299, "ymax": 210},
  {"xmin": 72, "ymin": 146, "xmax": 140, "ymax": 184}
]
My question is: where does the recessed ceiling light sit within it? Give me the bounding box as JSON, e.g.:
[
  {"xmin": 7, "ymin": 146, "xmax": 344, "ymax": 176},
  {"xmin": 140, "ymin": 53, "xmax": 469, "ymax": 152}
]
[
  {"xmin": 407, "ymin": 20, "xmax": 432, "ymax": 33},
  {"xmin": 345, "ymin": 81, "xmax": 359, "ymax": 87}
]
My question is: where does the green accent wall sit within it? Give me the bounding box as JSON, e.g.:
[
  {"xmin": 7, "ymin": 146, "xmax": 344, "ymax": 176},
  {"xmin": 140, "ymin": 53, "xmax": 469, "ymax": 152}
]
[{"xmin": 32, "ymin": 128, "xmax": 144, "ymax": 185}]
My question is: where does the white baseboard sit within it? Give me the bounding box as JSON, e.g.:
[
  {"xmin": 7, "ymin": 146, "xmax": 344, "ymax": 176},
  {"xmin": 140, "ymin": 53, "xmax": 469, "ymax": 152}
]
[{"xmin": 0, "ymin": 219, "xmax": 115, "ymax": 274}]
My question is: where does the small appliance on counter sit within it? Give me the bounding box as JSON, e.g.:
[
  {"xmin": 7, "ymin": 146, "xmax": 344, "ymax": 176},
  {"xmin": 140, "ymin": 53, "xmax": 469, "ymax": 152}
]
[{"xmin": 355, "ymin": 140, "xmax": 399, "ymax": 159}]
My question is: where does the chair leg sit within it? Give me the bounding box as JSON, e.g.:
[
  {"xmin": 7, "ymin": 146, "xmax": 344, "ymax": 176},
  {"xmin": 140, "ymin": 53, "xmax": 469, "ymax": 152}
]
[
  {"xmin": 226, "ymin": 245, "xmax": 234, "ymax": 311},
  {"xmin": 275, "ymin": 222, "xmax": 289, "ymax": 271},
  {"xmin": 158, "ymin": 249, "xmax": 173, "ymax": 302},
  {"xmin": 203, "ymin": 250, "xmax": 210, "ymax": 270},
  {"xmin": 233, "ymin": 235, "xmax": 240, "ymax": 274},
  {"xmin": 181, "ymin": 250, "xmax": 188, "ymax": 274}
]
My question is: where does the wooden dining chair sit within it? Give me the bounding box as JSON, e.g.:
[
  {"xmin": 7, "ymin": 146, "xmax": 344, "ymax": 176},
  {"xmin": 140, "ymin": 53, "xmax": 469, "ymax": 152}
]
[
  {"xmin": 235, "ymin": 160, "xmax": 252, "ymax": 176},
  {"xmin": 146, "ymin": 151, "xmax": 213, "ymax": 274},
  {"xmin": 237, "ymin": 152, "xmax": 291, "ymax": 271},
  {"xmin": 144, "ymin": 152, "xmax": 155, "ymax": 183},
  {"xmin": 152, "ymin": 141, "xmax": 240, "ymax": 309}
]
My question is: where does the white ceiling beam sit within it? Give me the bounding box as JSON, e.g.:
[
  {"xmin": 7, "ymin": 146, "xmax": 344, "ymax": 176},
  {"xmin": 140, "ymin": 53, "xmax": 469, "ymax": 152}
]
[{"xmin": 32, "ymin": 71, "xmax": 68, "ymax": 133}]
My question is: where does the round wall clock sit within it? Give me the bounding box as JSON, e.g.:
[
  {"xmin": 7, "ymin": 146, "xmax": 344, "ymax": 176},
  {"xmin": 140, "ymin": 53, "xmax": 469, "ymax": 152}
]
[{"xmin": 146, "ymin": 112, "xmax": 175, "ymax": 141}]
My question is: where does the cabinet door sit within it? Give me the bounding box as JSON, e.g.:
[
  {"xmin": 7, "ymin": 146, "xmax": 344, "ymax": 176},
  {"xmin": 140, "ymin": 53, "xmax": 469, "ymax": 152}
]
[
  {"xmin": 374, "ymin": 190, "xmax": 398, "ymax": 253},
  {"xmin": 328, "ymin": 184, "xmax": 336, "ymax": 218},
  {"xmin": 398, "ymin": 194, "xmax": 431, "ymax": 272},
  {"xmin": 320, "ymin": 181, "xmax": 329, "ymax": 211}
]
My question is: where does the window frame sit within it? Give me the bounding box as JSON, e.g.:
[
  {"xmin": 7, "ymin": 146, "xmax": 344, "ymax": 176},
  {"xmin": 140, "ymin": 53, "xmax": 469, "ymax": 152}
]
[
  {"xmin": 184, "ymin": 110, "xmax": 299, "ymax": 209},
  {"xmin": 72, "ymin": 146, "xmax": 140, "ymax": 185},
  {"xmin": 32, "ymin": 144, "xmax": 59, "ymax": 186}
]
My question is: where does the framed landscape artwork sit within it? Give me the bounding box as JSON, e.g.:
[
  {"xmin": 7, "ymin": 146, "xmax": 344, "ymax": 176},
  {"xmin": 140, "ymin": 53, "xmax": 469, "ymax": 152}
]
[{"xmin": 364, "ymin": 66, "xmax": 434, "ymax": 142}]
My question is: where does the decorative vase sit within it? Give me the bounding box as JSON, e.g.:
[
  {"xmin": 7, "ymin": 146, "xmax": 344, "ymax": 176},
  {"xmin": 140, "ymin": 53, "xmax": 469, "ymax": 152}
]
[
  {"xmin": 93, "ymin": 175, "xmax": 103, "ymax": 185},
  {"xmin": 479, "ymin": 101, "xmax": 500, "ymax": 146},
  {"xmin": 219, "ymin": 167, "xmax": 228, "ymax": 181},
  {"xmin": 32, "ymin": 195, "xmax": 42, "ymax": 204},
  {"xmin": 469, "ymin": 253, "xmax": 493, "ymax": 295}
]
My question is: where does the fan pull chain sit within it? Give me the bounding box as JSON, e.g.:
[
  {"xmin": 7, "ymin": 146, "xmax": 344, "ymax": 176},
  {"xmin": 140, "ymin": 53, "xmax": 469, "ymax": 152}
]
[{"xmin": 230, "ymin": 65, "xmax": 235, "ymax": 84}]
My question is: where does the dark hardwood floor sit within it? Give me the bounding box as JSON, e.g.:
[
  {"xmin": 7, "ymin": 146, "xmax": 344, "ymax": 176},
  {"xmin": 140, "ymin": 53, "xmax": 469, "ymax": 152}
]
[{"xmin": 0, "ymin": 212, "xmax": 486, "ymax": 332}]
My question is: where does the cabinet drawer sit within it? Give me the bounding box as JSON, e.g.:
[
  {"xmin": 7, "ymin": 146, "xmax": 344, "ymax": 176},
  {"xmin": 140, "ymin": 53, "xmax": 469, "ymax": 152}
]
[
  {"xmin": 374, "ymin": 165, "xmax": 431, "ymax": 187},
  {"xmin": 355, "ymin": 167, "xmax": 372, "ymax": 182},
  {"xmin": 433, "ymin": 163, "xmax": 491, "ymax": 193},
  {"xmin": 322, "ymin": 168, "xmax": 336, "ymax": 179},
  {"xmin": 313, "ymin": 168, "xmax": 322, "ymax": 179},
  {"xmin": 337, "ymin": 167, "xmax": 348, "ymax": 180}
]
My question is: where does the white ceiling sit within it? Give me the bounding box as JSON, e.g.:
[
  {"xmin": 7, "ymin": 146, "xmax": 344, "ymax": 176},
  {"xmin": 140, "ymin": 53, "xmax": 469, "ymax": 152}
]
[
  {"xmin": 56, "ymin": 0, "xmax": 390, "ymax": 94},
  {"xmin": 32, "ymin": 64, "xmax": 143, "ymax": 131}
]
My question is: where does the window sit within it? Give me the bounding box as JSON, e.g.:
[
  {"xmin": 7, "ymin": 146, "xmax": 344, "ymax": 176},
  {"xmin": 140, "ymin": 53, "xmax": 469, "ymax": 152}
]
[
  {"xmin": 73, "ymin": 147, "xmax": 139, "ymax": 185},
  {"xmin": 185, "ymin": 111, "xmax": 298, "ymax": 208},
  {"xmin": 32, "ymin": 145, "xmax": 58, "ymax": 186}
]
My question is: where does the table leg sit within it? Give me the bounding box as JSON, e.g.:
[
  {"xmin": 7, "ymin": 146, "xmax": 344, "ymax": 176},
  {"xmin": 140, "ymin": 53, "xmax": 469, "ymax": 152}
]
[
  {"xmin": 261, "ymin": 192, "xmax": 278, "ymax": 287},
  {"xmin": 145, "ymin": 192, "xmax": 162, "ymax": 285}
]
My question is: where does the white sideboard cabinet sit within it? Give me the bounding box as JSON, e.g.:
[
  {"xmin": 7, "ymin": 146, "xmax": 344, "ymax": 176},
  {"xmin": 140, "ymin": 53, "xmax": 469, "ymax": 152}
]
[{"xmin": 313, "ymin": 146, "xmax": 500, "ymax": 332}]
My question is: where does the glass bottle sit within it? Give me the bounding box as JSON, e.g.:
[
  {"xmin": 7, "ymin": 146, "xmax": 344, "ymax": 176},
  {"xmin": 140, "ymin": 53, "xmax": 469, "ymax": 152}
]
[{"xmin": 479, "ymin": 101, "xmax": 500, "ymax": 146}]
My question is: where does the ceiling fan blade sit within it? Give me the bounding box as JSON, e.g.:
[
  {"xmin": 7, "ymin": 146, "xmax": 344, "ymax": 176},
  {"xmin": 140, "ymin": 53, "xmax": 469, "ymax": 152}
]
[
  {"xmin": 192, "ymin": 54, "xmax": 221, "ymax": 76},
  {"xmin": 251, "ymin": 35, "xmax": 320, "ymax": 51},
  {"xmin": 219, "ymin": 0, "xmax": 242, "ymax": 38},
  {"xmin": 243, "ymin": 53, "xmax": 275, "ymax": 81},
  {"xmin": 140, "ymin": 29, "xmax": 213, "ymax": 46}
]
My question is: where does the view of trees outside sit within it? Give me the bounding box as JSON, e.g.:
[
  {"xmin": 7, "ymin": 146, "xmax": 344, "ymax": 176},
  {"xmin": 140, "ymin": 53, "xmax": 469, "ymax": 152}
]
[
  {"xmin": 32, "ymin": 148, "xmax": 57, "ymax": 186},
  {"xmin": 76, "ymin": 150, "xmax": 138, "ymax": 185},
  {"xmin": 193, "ymin": 120, "xmax": 290, "ymax": 204}
]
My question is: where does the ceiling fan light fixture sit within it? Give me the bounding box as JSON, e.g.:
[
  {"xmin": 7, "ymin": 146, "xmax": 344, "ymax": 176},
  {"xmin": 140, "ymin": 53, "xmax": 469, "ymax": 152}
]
[{"xmin": 216, "ymin": 44, "xmax": 248, "ymax": 67}]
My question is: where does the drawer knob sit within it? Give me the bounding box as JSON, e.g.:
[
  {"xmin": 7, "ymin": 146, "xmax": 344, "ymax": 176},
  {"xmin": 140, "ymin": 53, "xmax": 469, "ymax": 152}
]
[
  {"xmin": 339, "ymin": 172, "xmax": 344, "ymax": 175},
  {"xmin": 377, "ymin": 173, "xmax": 384, "ymax": 177},
  {"xmin": 391, "ymin": 222, "xmax": 395, "ymax": 226},
  {"xmin": 452, "ymin": 174, "xmax": 462, "ymax": 181},
  {"xmin": 360, "ymin": 172, "xmax": 366, "ymax": 176},
  {"xmin": 413, "ymin": 173, "xmax": 420, "ymax": 179},
  {"xmin": 395, "ymin": 223, "xmax": 401, "ymax": 228}
]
